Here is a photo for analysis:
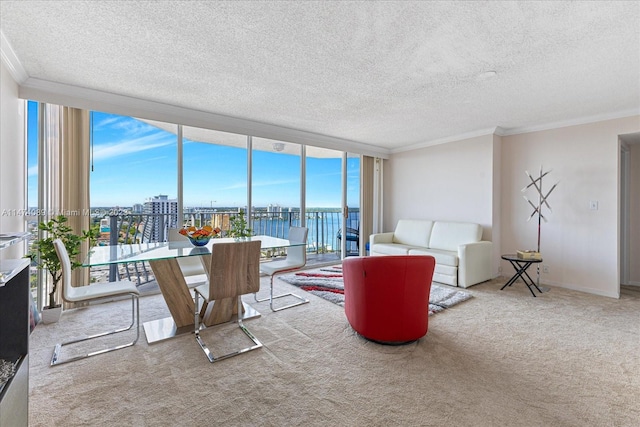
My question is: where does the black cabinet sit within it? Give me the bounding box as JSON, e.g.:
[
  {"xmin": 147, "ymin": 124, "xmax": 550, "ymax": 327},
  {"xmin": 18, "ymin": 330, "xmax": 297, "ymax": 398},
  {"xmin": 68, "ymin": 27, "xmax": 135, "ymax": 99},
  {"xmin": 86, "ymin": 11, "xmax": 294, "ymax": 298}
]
[{"xmin": 0, "ymin": 259, "xmax": 30, "ymax": 426}]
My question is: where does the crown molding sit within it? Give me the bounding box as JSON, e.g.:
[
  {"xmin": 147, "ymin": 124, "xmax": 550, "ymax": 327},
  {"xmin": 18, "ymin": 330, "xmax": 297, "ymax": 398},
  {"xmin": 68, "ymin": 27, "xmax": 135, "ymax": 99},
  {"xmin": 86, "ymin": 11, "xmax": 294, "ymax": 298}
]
[
  {"xmin": 391, "ymin": 110, "xmax": 640, "ymax": 154},
  {"xmin": 0, "ymin": 30, "xmax": 28, "ymax": 83},
  {"xmin": 13, "ymin": 66, "xmax": 637, "ymax": 158},
  {"xmin": 498, "ymin": 110, "xmax": 640, "ymax": 136},
  {"xmin": 391, "ymin": 127, "xmax": 501, "ymax": 154},
  {"xmin": 493, "ymin": 126, "xmax": 507, "ymax": 136},
  {"xmin": 18, "ymin": 77, "xmax": 391, "ymax": 159}
]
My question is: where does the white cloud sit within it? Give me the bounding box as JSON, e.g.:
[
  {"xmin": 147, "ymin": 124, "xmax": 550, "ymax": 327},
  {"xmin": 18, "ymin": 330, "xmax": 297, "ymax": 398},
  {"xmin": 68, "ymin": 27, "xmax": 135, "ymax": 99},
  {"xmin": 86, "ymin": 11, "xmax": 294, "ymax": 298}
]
[
  {"xmin": 90, "ymin": 115, "xmax": 177, "ymax": 161},
  {"xmin": 93, "ymin": 115, "xmax": 160, "ymax": 136},
  {"xmin": 92, "ymin": 133, "xmax": 175, "ymax": 161}
]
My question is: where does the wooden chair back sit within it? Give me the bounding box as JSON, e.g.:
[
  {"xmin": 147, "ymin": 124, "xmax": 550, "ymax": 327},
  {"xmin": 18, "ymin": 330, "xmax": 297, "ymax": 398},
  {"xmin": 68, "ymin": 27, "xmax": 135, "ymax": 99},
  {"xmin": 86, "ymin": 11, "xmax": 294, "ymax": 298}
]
[{"xmin": 208, "ymin": 240, "xmax": 261, "ymax": 300}]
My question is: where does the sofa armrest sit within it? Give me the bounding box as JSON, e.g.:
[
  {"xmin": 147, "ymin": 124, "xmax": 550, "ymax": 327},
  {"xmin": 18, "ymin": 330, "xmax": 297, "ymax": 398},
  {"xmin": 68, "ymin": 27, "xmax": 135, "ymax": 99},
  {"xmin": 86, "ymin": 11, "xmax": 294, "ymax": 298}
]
[
  {"xmin": 457, "ymin": 241, "xmax": 493, "ymax": 288},
  {"xmin": 370, "ymin": 232, "xmax": 394, "ymax": 246}
]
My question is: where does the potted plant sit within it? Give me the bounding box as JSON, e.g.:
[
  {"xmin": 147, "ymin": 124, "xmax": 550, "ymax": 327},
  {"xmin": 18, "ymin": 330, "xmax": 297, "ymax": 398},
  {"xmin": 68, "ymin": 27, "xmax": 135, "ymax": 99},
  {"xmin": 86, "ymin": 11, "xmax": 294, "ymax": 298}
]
[
  {"xmin": 26, "ymin": 215, "xmax": 98, "ymax": 323},
  {"xmin": 228, "ymin": 210, "xmax": 252, "ymax": 238}
]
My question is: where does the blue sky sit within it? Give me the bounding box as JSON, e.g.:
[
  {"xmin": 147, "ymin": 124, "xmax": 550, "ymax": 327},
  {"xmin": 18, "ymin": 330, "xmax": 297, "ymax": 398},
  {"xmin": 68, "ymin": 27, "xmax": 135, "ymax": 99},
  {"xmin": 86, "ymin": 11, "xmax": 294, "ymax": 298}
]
[{"xmin": 27, "ymin": 103, "xmax": 359, "ymax": 209}]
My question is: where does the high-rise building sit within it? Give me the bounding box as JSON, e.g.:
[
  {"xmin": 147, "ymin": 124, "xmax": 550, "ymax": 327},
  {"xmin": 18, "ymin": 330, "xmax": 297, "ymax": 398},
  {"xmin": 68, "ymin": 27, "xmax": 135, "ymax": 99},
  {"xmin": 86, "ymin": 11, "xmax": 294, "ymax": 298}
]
[{"xmin": 143, "ymin": 194, "xmax": 178, "ymax": 242}]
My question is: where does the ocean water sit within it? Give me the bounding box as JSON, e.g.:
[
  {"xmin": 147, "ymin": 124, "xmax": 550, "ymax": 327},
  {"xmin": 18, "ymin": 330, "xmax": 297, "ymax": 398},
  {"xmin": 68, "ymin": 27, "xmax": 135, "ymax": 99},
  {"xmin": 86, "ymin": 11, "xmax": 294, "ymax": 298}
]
[
  {"xmin": 250, "ymin": 211, "xmax": 359, "ymax": 252},
  {"xmin": 98, "ymin": 209, "xmax": 360, "ymax": 253}
]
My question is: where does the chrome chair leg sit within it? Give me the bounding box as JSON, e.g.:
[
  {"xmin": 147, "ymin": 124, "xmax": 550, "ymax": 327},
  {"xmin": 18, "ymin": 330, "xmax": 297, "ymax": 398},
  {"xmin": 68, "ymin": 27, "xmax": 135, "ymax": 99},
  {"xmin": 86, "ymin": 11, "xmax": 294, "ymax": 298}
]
[
  {"xmin": 50, "ymin": 294, "xmax": 140, "ymax": 366},
  {"xmin": 195, "ymin": 293, "xmax": 262, "ymax": 363},
  {"xmin": 254, "ymin": 275, "xmax": 309, "ymax": 312}
]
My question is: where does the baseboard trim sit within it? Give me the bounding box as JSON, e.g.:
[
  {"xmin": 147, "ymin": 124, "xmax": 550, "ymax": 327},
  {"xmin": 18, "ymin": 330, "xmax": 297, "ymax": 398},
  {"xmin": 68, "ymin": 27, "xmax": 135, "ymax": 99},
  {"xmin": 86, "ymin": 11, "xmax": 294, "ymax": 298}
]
[{"xmin": 497, "ymin": 275, "xmax": 620, "ymax": 299}]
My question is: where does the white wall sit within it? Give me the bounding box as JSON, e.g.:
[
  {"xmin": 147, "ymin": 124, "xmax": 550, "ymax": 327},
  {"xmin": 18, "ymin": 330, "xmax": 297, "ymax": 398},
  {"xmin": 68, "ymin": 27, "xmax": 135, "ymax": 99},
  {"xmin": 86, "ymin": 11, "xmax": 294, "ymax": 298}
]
[
  {"xmin": 385, "ymin": 134, "xmax": 495, "ymax": 230},
  {"xmin": 385, "ymin": 116, "xmax": 640, "ymax": 297},
  {"xmin": 384, "ymin": 134, "xmax": 499, "ymax": 273},
  {"xmin": 492, "ymin": 134, "xmax": 502, "ymax": 276},
  {"xmin": 0, "ymin": 61, "xmax": 26, "ymax": 259},
  {"xmin": 501, "ymin": 117, "xmax": 639, "ymax": 298},
  {"xmin": 630, "ymin": 143, "xmax": 640, "ymax": 284}
]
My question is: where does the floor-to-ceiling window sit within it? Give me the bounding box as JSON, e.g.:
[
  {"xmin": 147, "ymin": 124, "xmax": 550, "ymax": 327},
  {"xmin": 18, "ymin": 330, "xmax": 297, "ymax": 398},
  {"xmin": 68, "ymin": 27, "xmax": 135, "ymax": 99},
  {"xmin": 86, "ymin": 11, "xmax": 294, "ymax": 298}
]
[
  {"xmin": 26, "ymin": 103, "xmax": 367, "ymax": 295},
  {"xmin": 182, "ymin": 125, "xmax": 248, "ymax": 232},
  {"xmin": 88, "ymin": 113, "xmax": 177, "ymax": 286},
  {"xmin": 26, "ymin": 102, "xmax": 38, "ymax": 216},
  {"xmin": 251, "ymin": 138, "xmax": 301, "ymax": 239},
  {"xmin": 89, "ymin": 113, "xmax": 177, "ymax": 246},
  {"xmin": 305, "ymin": 146, "xmax": 342, "ymax": 256},
  {"xmin": 345, "ymin": 153, "xmax": 361, "ymax": 255},
  {"xmin": 25, "ymin": 101, "xmax": 39, "ymax": 304},
  {"xmin": 89, "ymin": 113, "xmax": 178, "ymax": 215}
]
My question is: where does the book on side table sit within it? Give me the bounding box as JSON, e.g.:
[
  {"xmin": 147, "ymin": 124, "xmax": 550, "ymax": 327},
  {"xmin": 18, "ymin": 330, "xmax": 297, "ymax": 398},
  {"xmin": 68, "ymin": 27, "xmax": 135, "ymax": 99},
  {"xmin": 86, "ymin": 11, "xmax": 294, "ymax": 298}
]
[{"xmin": 517, "ymin": 250, "xmax": 542, "ymax": 261}]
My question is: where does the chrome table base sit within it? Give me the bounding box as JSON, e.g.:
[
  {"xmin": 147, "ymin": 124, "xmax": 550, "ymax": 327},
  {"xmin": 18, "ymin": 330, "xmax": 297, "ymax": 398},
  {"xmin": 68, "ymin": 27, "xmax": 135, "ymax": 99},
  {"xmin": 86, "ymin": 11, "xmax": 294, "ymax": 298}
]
[{"xmin": 143, "ymin": 302, "xmax": 260, "ymax": 344}]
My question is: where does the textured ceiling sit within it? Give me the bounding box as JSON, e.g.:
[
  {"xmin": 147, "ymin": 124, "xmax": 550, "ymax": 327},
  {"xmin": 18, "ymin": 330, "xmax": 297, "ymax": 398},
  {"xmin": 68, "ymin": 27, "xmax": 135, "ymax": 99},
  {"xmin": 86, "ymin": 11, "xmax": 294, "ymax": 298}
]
[{"xmin": 1, "ymin": 1, "xmax": 639, "ymax": 152}]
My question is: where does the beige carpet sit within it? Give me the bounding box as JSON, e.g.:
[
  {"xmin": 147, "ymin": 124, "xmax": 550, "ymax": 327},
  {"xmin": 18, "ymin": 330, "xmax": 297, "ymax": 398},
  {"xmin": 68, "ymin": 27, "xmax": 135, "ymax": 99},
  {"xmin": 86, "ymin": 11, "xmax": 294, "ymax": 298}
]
[{"xmin": 28, "ymin": 276, "xmax": 640, "ymax": 426}]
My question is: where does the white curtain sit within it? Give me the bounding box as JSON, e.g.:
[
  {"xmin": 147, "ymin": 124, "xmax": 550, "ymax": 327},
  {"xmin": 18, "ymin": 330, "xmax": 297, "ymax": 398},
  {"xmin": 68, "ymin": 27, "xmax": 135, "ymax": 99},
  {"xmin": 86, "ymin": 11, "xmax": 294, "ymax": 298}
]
[
  {"xmin": 39, "ymin": 104, "xmax": 90, "ymax": 308},
  {"xmin": 360, "ymin": 156, "xmax": 374, "ymax": 254},
  {"xmin": 372, "ymin": 157, "xmax": 384, "ymax": 234}
]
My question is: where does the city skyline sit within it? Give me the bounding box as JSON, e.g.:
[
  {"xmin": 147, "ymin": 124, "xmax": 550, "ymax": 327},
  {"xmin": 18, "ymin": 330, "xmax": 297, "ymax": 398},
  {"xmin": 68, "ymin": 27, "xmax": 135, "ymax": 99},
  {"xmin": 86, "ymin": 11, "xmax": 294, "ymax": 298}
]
[{"xmin": 27, "ymin": 103, "xmax": 360, "ymax": 209}]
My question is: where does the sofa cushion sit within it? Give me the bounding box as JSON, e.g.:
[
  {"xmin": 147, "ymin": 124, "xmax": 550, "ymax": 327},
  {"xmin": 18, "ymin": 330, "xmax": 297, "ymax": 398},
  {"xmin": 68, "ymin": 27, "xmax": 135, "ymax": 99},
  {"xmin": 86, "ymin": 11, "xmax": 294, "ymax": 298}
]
[
  {"xmin": 434, "ymin": 263, "xmax": 458, "ymax": 276},
  {"xmin": 371, "ymin": 243, "xmax": 414, "ymax": 255},
  {"xmin": 429, "ymin": 221, "xmax": 482, "ymax": 252},
  {"xmin": 408, "ymin": 248, "xmax": 458, "ymax": 267},
  {"xmin": 392, "ymin": 219, "xmax": 434, "ymax": 248},
  {"xmin": 433, "ymin": 271, "xmax": 457, "ymax": 286}
]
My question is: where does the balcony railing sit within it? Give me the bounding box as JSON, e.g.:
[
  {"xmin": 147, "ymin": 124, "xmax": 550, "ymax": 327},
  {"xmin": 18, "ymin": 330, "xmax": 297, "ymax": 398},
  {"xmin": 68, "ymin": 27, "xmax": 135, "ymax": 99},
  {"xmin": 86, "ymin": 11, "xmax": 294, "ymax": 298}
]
[{"xmin": 94, "ymin": 209, "xmax": 359, "ymax": 288}]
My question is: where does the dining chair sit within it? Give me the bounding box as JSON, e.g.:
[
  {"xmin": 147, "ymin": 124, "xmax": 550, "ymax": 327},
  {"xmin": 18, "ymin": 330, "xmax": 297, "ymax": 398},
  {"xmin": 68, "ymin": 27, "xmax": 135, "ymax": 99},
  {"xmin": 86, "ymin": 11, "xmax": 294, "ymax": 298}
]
[
  {"xmin": 51, "ymin": 239, "xmax": 140, "ymax": 366},
  {"xmin": 168, "ymin": 228, "xmax": 208, "ymax": 287},
  {"xmin": 193, "ymin": 240, "xmax": 262, "ymax": 363},
  {"xmin": 255, "ymin": 226, "xmax": 309, "ymax": 312}
]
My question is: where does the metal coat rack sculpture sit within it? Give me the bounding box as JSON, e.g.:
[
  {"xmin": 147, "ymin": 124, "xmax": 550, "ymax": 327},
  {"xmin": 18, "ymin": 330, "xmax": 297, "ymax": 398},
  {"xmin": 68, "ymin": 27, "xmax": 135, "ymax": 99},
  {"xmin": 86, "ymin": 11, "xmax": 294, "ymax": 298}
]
[{"xmin": 522, "ymin": 166, "xmax": 558, "ymax": 288}]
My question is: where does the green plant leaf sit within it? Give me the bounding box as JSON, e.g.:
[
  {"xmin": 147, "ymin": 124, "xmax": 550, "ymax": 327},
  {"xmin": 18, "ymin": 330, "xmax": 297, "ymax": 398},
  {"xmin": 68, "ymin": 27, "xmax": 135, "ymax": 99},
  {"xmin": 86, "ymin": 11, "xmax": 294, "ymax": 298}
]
[{"xmin": 25, "ymin": 215, "xmax": 96, "ymax": 308}]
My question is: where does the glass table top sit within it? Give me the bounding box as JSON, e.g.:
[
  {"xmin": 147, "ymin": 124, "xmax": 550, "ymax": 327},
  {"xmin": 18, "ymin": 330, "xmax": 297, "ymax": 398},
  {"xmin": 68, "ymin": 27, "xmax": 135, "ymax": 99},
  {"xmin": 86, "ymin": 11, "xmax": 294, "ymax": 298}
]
[
  {"xmin": 0, "ymin": 232, "xmax": 30, "ymax": 250},
  {"xmin": 83, "ymin": 235, "xmax": 305, "ymax": 267}
]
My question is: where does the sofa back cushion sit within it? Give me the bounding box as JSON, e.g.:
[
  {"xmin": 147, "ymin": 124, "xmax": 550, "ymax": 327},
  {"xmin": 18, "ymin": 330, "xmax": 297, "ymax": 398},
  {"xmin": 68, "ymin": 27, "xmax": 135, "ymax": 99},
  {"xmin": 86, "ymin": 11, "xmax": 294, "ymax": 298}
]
[
  {"xmin": 393, "ymin": 219, "xmax": 434, "ymax": 248},
  {"xmin": 429, "ymin": 221, "xmax": 482, "ymax": 251}
]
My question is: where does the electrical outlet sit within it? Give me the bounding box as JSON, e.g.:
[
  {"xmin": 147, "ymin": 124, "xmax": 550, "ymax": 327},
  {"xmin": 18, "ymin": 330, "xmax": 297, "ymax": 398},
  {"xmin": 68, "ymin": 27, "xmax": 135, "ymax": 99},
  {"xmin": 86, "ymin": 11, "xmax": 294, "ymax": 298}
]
[
  {"xmin": 589, "ymin": 200, "xmax": 599, "ymax": 210},
  {"xmin": 542, "ymin": 265, "xmax": 549, "ymax": 274}
]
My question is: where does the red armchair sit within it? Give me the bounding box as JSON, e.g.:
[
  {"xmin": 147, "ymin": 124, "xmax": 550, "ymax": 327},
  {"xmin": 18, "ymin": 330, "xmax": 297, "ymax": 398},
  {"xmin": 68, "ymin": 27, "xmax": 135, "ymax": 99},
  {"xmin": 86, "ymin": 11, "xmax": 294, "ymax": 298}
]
[{"xmin": 343, "ymin": 255, "xmax": 436, "ymax": 344}]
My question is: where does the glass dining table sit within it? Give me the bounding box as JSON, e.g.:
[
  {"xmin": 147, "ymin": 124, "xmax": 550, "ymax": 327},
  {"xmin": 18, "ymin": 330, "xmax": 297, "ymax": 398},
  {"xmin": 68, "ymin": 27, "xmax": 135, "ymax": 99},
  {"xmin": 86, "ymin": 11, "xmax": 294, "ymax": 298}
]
[{"xmin": 84, "ymin": 236, "xmax": 305, "ymax": 344}]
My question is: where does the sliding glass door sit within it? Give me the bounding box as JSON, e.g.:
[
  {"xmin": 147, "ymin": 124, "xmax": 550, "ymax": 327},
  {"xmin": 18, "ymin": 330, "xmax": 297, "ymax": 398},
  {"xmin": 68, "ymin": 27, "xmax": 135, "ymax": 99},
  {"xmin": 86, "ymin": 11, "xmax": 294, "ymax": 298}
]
[
  {"xmin": 344, "ymin": 153, "xmax": 361, "ymax": 257},
  {"xmin": 182, "ymin": 126, "xmax": 248, "ymax": 231},
  {"xmin": 251, "ymin": 138, "xmax": 301, "ymax": 239},
  {"xmin": 305, "ymin": 146, "xmax": 342, "ymax": 257}
]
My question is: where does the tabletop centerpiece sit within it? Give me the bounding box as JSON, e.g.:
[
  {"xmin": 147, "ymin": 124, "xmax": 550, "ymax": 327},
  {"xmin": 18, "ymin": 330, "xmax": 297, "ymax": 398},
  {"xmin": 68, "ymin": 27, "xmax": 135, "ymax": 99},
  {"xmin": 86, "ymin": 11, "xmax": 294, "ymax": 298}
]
[{"xmin": 179, "ymin": 224, "xmax": 221, "ymax": 246}]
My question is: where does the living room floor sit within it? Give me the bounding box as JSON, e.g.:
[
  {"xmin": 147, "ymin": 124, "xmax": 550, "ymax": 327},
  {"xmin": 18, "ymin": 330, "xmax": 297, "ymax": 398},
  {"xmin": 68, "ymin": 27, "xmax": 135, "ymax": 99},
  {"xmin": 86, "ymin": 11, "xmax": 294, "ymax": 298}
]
[{"xmin": 26, "ymin": 275, "xmax": 640, "ymax": 426}]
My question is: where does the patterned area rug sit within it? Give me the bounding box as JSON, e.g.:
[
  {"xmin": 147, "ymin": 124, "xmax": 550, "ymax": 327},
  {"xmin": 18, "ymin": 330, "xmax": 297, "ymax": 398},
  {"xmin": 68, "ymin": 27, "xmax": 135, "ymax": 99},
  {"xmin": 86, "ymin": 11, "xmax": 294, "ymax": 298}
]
[{"xmin": 278, "ymin": 265, "xmax": 472, "ymax": 315}]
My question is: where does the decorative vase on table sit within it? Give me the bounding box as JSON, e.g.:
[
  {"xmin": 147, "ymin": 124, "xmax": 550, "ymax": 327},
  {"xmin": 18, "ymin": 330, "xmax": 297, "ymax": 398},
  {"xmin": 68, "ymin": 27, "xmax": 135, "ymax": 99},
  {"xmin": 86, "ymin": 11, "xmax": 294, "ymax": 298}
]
[
  {"xmin": 187, "ymin": 236, "xmax": 210, "ymax": 246},
  {"xmin": 179, "ymin": 224, "xmax": 221, "ymax": 246}
]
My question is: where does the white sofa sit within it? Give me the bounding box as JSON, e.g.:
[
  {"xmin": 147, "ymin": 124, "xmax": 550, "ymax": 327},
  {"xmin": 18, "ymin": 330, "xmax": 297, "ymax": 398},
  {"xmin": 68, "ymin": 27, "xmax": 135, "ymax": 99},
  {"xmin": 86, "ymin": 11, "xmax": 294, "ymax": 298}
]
[{"xmin": 369, "ymin": 219, "xmax": 493, "ymax": 288}]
